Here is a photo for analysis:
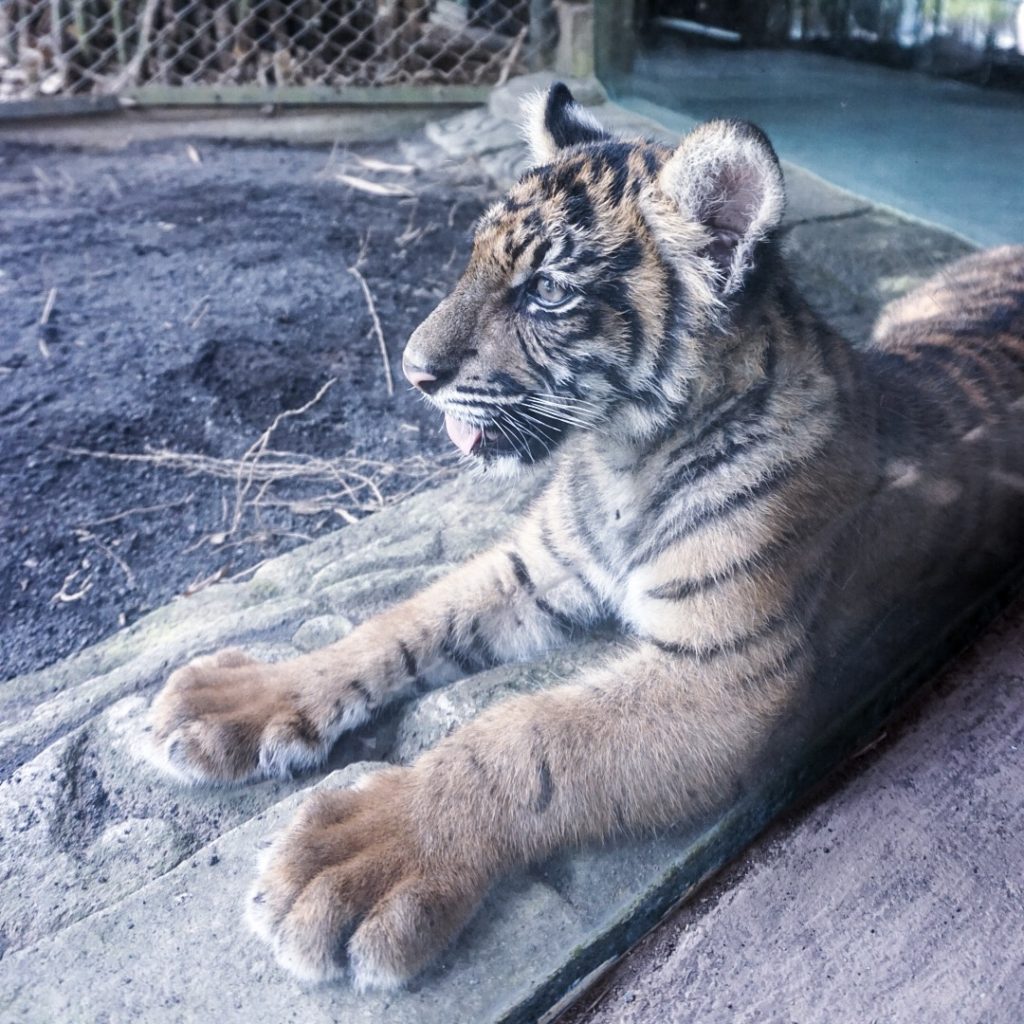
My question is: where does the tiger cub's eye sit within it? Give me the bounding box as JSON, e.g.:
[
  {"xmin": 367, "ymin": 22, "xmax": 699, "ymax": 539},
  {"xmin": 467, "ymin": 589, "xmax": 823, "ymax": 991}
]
[{"xmin": 531, "ymin": 273, "xmax": 569, "ymax": 307}]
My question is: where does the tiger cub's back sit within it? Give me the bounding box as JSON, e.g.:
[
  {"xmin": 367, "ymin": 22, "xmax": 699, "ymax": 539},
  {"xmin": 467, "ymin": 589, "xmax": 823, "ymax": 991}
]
[{"xmin": 815, "ymin": 246, "xmax": 1024, "ymax": 700}]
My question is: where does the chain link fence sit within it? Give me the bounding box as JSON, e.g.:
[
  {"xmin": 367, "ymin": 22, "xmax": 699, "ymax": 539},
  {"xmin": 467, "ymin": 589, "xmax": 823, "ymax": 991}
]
[{"xmin": 0, "ymin": 0, "xmax": 555, "ymax": 101}]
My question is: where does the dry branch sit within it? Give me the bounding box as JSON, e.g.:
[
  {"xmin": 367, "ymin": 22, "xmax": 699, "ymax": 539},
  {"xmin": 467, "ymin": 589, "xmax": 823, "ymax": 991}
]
[
  {"xmin": 497, "ymin": 25, "xmax": 527, "ymax": 87},
  {"xmin": 348, "ymin": 266, "xmax": 395, "ymax": 397},
  {"xmin": 333, "ymin": 174, "xmax": 415, "ymax": 198},
  {"xmin": 39, "ymin": 286, "xmax": 57, "ymax": 325},
  {"xmin": 58, "ymin": 425, "xmax": 453, "ymax": 549},
  {"xmin": 229, "ymin": 376, "xmax": 339, "ymax": 537}
]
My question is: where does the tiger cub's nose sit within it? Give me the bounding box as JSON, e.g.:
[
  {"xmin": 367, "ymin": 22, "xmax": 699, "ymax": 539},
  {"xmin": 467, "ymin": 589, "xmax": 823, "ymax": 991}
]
[{"xmin": 402, "ymin": 355, "xmax": 455, "ymax": 395}]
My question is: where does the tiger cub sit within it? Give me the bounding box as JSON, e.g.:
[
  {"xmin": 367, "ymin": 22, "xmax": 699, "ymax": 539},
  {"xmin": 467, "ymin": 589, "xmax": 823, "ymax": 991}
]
[{"xmin": 148, "ymin": 83, "xmax": 1024, "ymax": 989}]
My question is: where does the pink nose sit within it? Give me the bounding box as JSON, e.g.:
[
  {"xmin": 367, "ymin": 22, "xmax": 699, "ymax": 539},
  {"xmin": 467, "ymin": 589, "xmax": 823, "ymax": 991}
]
[
  {"xmin": 403, "ymin": 356, "xmax": 441, "ymax": 394},
  {"xmin": 405, "ymin": 367, "xmax": 437, "ymax": 389}
]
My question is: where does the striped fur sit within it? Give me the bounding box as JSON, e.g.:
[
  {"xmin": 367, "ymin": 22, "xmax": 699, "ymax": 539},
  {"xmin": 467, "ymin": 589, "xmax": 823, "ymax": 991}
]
[{"xmin": 148, "ymin": 86, "xmax": 1024, "ymax": 989}]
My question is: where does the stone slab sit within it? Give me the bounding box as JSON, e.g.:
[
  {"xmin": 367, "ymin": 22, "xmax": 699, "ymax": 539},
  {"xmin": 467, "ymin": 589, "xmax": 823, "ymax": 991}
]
[{"xmin": 0, "ymin": 758, "xmax": 710, "ymax": 1024}]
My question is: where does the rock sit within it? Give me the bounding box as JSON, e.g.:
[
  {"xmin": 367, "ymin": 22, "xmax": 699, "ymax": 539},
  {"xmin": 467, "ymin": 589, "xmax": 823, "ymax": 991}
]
[
  {"xmin": 477, "ymin": 145, "xmax": 535, "ymax": 190},
  {"xmin": 291, "ymin": 615, "xmax": 355, "ymax": 652},
  {"xmin": 393, "ymin": 638, "xmax": 616, "ymax": 761},
  {"xmin": 425, "ymin": 108, "xmax": 523, "ymax": 158},
  {"xmin": 782, "ymin": 162, "xmax": 872, "ymax": 226},
  {"xmin": 0, "ymin": 694, "xmax": 308, "ymax": 952}
]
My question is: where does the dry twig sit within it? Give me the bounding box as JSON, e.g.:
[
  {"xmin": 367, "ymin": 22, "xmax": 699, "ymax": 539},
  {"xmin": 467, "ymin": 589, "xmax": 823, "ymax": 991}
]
[
  {"xmin": 58, "ymin": 437, "xmax": 453, "ymax": 547},
  {"xmin": 75, "ymin": 528, "xmax": 136, "ymax": 586},
  {"xmin": 497, "ymin": 26, "xmax": 527, "ymax": 87},
  {"xmin": 55, "ymin": 374, "xmax": 453, "ymax": 574},
  {"xmin": 183, "ymin": 564, "xmax": 228, "ymax": 596},
  {"xmin": 39, "ymin": 286, "xmax": 57, "ymax": 325},
  {"xmin": 78, "ymin": 494, "xmax": 193, "ymax": 529},
  {"xmin": 348, "ymin": 266, "xmax": 395, "ymax": 396},
  {"xmin": 333, "ymin": 173, "xmax": 414, "ymax": 198},
  {"xmin": 353, "ymin": 154, "xmax": 416, "ymax": 175},
  {"xmin": 229, "ymin": 377, "xmax": 340, "ymax": 536},
  {"xmin": 52, "ymin": 567, "xmax": 93, "ymax": 604}
]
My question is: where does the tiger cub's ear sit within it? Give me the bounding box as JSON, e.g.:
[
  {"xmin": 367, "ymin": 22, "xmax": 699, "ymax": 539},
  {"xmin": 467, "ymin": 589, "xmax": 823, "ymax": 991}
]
[
  {"xmin": 521, "ymin": 82, "xmax": 612, "ymax": 165},
  {"xmin": 659, "ymin": 120, "xmax": 785, "ymax": 296}
]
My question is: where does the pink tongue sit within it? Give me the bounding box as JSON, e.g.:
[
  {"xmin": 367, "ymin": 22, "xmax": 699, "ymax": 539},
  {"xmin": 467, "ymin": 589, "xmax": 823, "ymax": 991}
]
[{"xmin": 445, "ymin": 414, "xmax": 483, "ymax": 456}]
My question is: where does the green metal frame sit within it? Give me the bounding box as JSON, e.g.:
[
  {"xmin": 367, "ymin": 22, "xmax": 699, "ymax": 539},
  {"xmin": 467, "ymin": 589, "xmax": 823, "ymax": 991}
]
[
  {"xmin": 124, "ymin": 83, "xmax": 493, "ymax": 107},
  {"xmin": 0, "ymin": 83, "xmax": 490, "ymax": 122},
  {"xmin": 0, "ymin": 96, "xmax": 122, "ymax": 120}
]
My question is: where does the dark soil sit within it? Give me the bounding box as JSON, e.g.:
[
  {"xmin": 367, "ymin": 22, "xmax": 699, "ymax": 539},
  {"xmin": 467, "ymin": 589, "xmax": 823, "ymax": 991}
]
[{"xmin": 0, "ymin": 135, "xmax": 497, "ymax": 681}]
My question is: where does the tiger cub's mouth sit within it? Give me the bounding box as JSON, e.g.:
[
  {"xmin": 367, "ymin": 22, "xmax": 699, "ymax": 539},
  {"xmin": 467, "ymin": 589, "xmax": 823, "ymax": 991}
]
[
  {"xmin": 442, "ymin": 408, "xmax": 568, "ymax": 464},
  {"xmin": 444, "ymin": 414, "xmax": 485, "ymax": 456}
]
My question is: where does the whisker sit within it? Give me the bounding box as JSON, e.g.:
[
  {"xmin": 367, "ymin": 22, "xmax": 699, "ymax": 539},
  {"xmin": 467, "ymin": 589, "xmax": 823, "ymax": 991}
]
[
  {"xmin": 525, "ymin": 393, "xmax": 606, "ymax": 414},
  {"xmin": 520, "ymin": 398, "xmax": 611, "ymax": 437},
  {"xmin": 519, "ymin": 402, "xmax": 593, "ymax": 430},
  {"xmin": 493, "ymin": 415, "xmax": 535, "ymax": 464},
  {"xmin": 504, "ymin": 408, "xmax": 555, "ymax": 460}
]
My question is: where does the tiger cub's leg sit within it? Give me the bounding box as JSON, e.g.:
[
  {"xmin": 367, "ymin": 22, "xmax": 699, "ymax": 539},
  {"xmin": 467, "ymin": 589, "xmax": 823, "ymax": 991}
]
[
  {"xmin": 148, "ymin": 507, "xmax": 600, "ymax": 784},
  {"xmin": 248, "ymin": 644, "xmax": 789, "ymax": 988}
]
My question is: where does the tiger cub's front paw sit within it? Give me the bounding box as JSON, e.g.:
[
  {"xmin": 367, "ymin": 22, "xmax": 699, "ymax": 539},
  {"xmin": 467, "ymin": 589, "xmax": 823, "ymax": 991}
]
[
  {"xmin": 247, "ymin": 768, "xmax": 486, "ymax": 990},
  {"xmin": 148, "ymin": 648, "xmax": 330, "ymax": 784}
]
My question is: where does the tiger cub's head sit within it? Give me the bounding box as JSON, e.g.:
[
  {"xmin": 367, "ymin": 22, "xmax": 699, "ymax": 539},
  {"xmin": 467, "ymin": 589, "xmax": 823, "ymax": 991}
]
[{"xmin": 403, "ymin": 83, "xmax": 785, "ymax": 473}]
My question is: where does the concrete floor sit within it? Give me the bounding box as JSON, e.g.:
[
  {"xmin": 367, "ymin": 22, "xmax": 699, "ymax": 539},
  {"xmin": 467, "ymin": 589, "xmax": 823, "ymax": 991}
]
[
  {"xmin": 612, "ymin": 43, "xmax": 1024, "ymax": 247},
  {"xmin": 565, "ymin": 597, "xmax": 1024, "ymax": 1024}
]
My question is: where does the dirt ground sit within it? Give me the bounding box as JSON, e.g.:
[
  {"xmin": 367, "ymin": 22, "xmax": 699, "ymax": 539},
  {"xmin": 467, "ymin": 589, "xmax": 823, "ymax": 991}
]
[{"xmin": 0, "ymin": 135, "xmax": 497, "ymax": 681}]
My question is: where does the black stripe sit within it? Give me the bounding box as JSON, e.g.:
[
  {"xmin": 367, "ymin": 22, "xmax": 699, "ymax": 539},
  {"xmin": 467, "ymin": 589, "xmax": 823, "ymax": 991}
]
[
  {"xmin": 349, "ymin": 679, "xmax": 374, "ymax": 708},
  {"xmin": 641, "ymin": 348, "xmax": 776, "ymax": 523},
  {"xmin": 627, "ymin": 461, "xmax": 796, "ymax": 574},
  {"xmin": 451, "ymin": 383, "xmax": 517, "ymax": 398},
  {"xmin": 535, "ymin": 597, "xmax": 577, "ymax": 635},
  {"xmin": 650, "ymin": 244, "xmax": 684, "ymax": 383},
  {"xmin": 530, "ymin": 237, "xmax": 553, "ymax": 270},
  {"xmin": 506, "ymin": 232, "xmax": 531, "ymax": 265},
  {"xmin": 466, "ymin": 617, "xmax": 496, "ymax": 669},
  {"xmin": 646, "ymin": 541, "xmax": 773, "ymax": 602},
  {"xmin": 647, "ymin": 618, "xmax": 782, "ymax": 663},
  {"xmin": 732, "ymin": 637, "xmax": 807, "ymax": 695},
  {"xmin": 644, "ymin": 561, "xmax": 828, "ymax": 663},
  {"xmin": 913, "ymin": 343, "xmax": 1007, "ymax": 411},
  {"xmin": 643, "ymin": 426, "xmax": 776, "ymax": 526},
  {"xmin": 507, "ymin": 551, "xmax": 534, "ymax": 592},
  {"xmin": 515, "ymin": 326, "xmax": 560, "ymax": 390},
  {"xmin": 533, "ymin": 758, "xmax": 554, "ymax": 812},
  {"xmin": 531, "ymin": 727, "xmax": 555, "ymax": 813},
  {"xmin": 289, "ymin": 711, "xmax": 320, "ymax": 746},
  {"xmin": 398, "ymin": 641, "xmax": 417, "ymax": 678},
  {"xmin": 465, "ymin": 748, "xmax": 500, "ymax": 799},
  {"xmin": 441, "ymin": 636, "xmax": 478, "ymax": 675},
  {"xmin": 604, "ymin": 150, "xmax": 631, "ymax": 207},
  {"xmin": 564, "ymin": 180, "xmax": 594, "ymax": 230},
  {"xmin": 539, "ymin": 517, "xmax": 603, "ymax": 605},
  {"xmin": 566, "ymin": 459, "xmax": 613, "ymax": 570}
]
